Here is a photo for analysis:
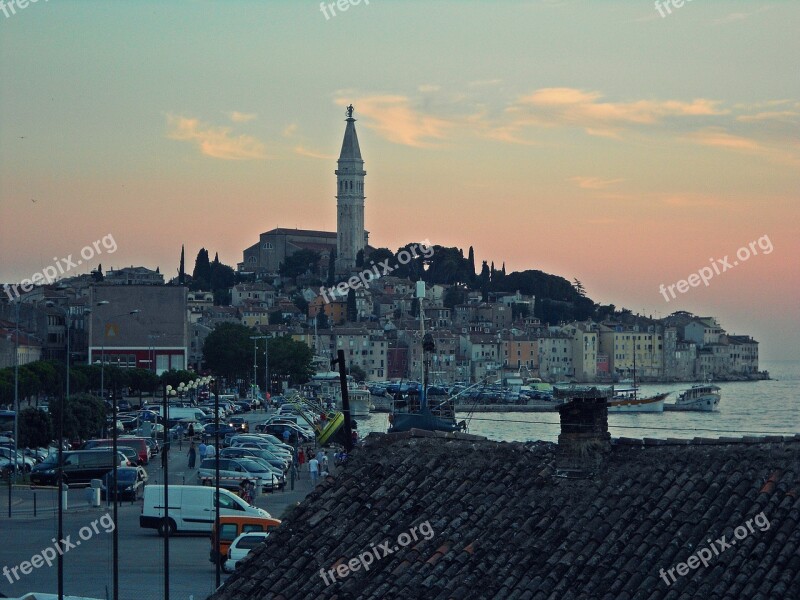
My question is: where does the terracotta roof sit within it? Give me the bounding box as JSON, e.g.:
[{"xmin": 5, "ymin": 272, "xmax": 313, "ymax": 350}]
[{"xmin": 211, "ymin": 432, "xmax": 800, "ymax": 599}]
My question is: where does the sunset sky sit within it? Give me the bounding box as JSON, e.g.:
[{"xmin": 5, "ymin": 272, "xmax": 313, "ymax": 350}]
[{"xmin": 1, "ymin": 1, "xmax": 798, "ymax": 360}]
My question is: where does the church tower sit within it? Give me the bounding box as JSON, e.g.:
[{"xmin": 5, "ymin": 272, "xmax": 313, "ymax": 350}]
[{"xmin": 335, "ymin": 104, "xmax": 366, "ymax": 274}]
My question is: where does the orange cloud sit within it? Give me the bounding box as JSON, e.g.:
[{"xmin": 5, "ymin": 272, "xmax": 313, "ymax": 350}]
[
  {"xmin": 512, "ymin": 88, "xmax": 727, "ymax": 127},
  {"xmin": 571, "ymin": 176, "xmax": 625, "ymax": 190},
  {"xmin": 166, "ymin": 115, "xmax": 268, "ymax": 160},
  {"xmin": 337, "ymin": 95, "xmax": 453, "ymax": 147},
  {"xmin": 683, "ymin": 128, "xmax": 763, "ymax": 152},
  {"xmin": 228, "ymin": 111, "xmax": 257, "ymax": 123}
]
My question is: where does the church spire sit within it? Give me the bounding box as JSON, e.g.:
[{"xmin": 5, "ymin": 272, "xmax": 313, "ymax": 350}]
[
  {"xmin": 339, "ymin": 104, "xmax": 362, "ymax": 161},
  {"xmin": 335, "ymin": 104, "xmax": 367, "ymax": 274}
]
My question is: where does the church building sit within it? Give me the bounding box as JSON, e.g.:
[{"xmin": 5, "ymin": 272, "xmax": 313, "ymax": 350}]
[{"xmin": 239, "ymin": 105, "xmax": 369, "ymax": 279}]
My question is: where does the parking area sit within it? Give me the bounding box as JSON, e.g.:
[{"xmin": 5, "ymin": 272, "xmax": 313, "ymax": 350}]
[{"xmin": 0, "ymin": 410, "xmax": 318, "ymax": 599}]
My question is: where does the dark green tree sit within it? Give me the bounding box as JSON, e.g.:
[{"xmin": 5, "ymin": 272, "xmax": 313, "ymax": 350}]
[
  {"xmin": 192, "ymin": 248, "xmax": 212, "ymax": 289},
  {"xmin": 355, "ymin": 249, "xmax": 364, "ymax": 268},
  {"xmin": 50, "ymin": 394, "xmax": 106, "ymax": 442},
  {"xmin": 349, "ymin": 364, "xmax": 367, "ymax": 382},
  {"xmin": 467, "ymin": 246, "xmax": 476, "ymax": 283},
  {"xmin": 327, "ymin": 249, "xmax": 337, "ymax": 286},
  {"xmin": 202, "ymin": 323, "xmax": 254, "ymax": 383},
  {"xmin": 18, "ymin": 407, "xmax": 53, "ymax": 448},
  {"xmin": 279, "ymin": 249, "xmax": 321, "ymax": 278},
  {"xmin": 266, "ymin": 336, "xmax": 314, "ymax": 387},
  {"xmin": 411, "ymin": 297, "xmax": 420, "ymax": 318},
  {"xmin": 316, "ymin": 310, "xmax": 329, "ymax": 329},
  {"xmin": 178, "ymin": 244, "xmax": 185, "ymax": 285},
  {"xmin": 443, "ymin": 285, "xmax": 467, "ymax": 311},
  {"xmin": 346, "ymin": 288, "xmax": 357, "ymax": 322}
]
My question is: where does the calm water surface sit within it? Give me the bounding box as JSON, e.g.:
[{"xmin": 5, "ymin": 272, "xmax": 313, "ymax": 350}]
[{"xmin": 358, "ymin": 361, "xmax": 800, "ymax": 443}]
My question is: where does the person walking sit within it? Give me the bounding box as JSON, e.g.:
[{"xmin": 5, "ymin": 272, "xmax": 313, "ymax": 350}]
[
  {"xmin": 187, "ymin": 423, "xmax": 195, "ymax": 440},
  {"xmin": 321, "ymin": 451, "xmax": 329, "ymax": 473},
  {"xmin": 187, "ymin": 441, "xmax": 197, "ymax": 469},
  {"xmin": 297, "ymin": 449, "xmax": 305, "ymax": 479},
  {"xmin": 308, "ymin": 456, "xmax": 319, "ymax": 485},
  {"xmin": 198, "ymin": 441, "xmax": 207, "ymax": 462}
]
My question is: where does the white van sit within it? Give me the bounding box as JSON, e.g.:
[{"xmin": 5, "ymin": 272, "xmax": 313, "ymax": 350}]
[{"xmin": 140, "ymin": 485, "xmax": 270, "ymax": 536}]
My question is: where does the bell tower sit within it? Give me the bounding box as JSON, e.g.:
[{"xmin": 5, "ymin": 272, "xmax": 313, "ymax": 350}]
[{"xmin": 335, "ymin": 104, "xmax": 366, "ymax": 273}]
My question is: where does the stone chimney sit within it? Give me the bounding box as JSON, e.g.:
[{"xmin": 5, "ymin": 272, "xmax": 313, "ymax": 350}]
[{"xmin": 556, "ymin": 387, "xmax": 612, "ymax": 477}]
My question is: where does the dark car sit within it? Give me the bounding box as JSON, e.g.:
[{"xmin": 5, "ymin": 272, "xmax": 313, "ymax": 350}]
[
  {"xmin": 30, "ymin": 449, "xmax": 126, "ymax": 487},
  {"xmin": 202, "ymin": 423, "xmax": 237, "ymax": 439},
  {"xmin": 101, "ymin": 466, "xmax": 147, "ymax": 501},
  {"xmin": 116, "ymin": 446, "xmax": 139, "ymax": 467},
  {"xmin": 228, "ymin": 418, "xmax": 248, "ymax": 433},
  {"xmin": 117, "ymin": 400, "xmax": 132, "ymax": 412}
]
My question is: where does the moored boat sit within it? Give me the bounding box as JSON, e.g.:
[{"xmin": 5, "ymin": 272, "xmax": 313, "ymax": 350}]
[
  {"xmin": 607, "ymin": 389, "xmax": 668, "ymax": 413},
  {"xmin": 669, "ymin": 384, "xmax": 721, "ymax": 412}
]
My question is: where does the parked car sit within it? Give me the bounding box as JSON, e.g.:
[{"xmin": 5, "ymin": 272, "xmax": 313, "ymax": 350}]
[
  {"xmin": 202, "ymin": 423, "xmax": 237, "ymax": 439},
  {"xmin": 210, "ymin": 515, "xmax": 280, "ymax": 566},
  {"xmin": 0, "ymin": 447, "xmax": 36, "ymax": 472},
  {"xmin": 83, "ymin": 437, "xmax": 149, "ymax": 464},
  {"xmin": 223, "ymin": 531, "xmax": 271, "ymax": 573},
  {"xmin": 101, "ymin": 466, "xmax": 148, "ymax": 500},
  {"xmin": 219, "ymin": 449, "xmax": 287, "ymax": 486},
  {"xmin": 140, "ymin": 485, "xmax": 270, "ymax": 536},
  {"xmin": 30, "ymin": 449, "xmax": 127, "ymax": 486},
  {"xmin": 116, "ymin": 446, "xmax": 139, "ymax": 467},
  {"xmin": 197, "ymin": 457, "xmax": 282, "ymax": 492}
]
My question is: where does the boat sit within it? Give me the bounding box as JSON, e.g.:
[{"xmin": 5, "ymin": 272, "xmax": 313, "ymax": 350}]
[
  {"xmin": 606, "ymin": 348, "xmax": 666, "ymax": 413},
  {"xmin": 670, "ymin": 383, "xmax": 721, "ymax": 412},
  {"xmin": 388, "ymin": 284, "xmax": 466, "ymax": 434},
  {"xmin": 347, "ymin": 387, "xmax": 373, "ymax": 417},
  {"xmin": 607, "ymin": 387, "xmax": 668, "ymax": 413}
]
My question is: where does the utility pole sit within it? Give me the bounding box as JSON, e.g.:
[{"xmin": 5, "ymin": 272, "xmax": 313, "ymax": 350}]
[
  {"xmin": 250, "ymin": 336, "xmax": 266, "ymax": 400},
  {"xmin": 331, "ymin": 350, "xmax": 353, "ymax": 452}
]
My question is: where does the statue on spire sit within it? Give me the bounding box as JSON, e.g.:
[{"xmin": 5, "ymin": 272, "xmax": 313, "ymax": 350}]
[{"xmin": 346, "ymin": 104, "xmax": 354, "ymax": 118}]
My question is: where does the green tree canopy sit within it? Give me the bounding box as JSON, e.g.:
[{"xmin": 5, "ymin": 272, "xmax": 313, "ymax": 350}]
[
  {"xmin": 18, "ymin": 407, "xmax": 52, "ymax": 448},
  {"xmin": 279, "ymin": 249, "xmax": 321, "ymax": 278},
  {"xmin": 202, "ymin": 323, "xmax": 254, "ymax": 383},
  {"xmin": 267, "ymin": 336, "xmax": 314, "ymax": 388}
]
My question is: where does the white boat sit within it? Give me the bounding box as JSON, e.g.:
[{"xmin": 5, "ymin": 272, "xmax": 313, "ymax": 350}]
[
  {"xmin": 607, "ymin": 386, "xmax": 667, "ymax": 413},
  {"xmin": 347, "ymin": 388, "xmax": 373, "ymax": 417},
  {"xmin": 671, "ymin": 384, "xmax": 721, "ymax": 412}
]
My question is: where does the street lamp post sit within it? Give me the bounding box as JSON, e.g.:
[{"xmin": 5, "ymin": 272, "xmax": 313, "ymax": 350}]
[
  {"xmin": 12, "ymin": 299, "xmax": 20, "ymax": 484},
  {"xmin": 250, "ymin": 336, "xmax": 266, "ymax": 401}
]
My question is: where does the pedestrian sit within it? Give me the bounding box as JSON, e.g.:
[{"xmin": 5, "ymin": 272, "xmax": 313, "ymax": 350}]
[
  {"xmin": 187, "ymin": 441, "xmax": 196, "ymax": 469},
  {"xmin": 298, "ymin": 448, "xmax": 305, "ymax": 466},
  {"xmin": 308, "ymin": 456, "xmax": 319, "ymax": 485},
  {"xmin": 321, "ymin": 451, "xmax": 329, "ymax": 473},
  {"xmin": 187, "ymin": 423, "xmax": 195, "ymax": 439},
  {"xmin": 199, "ymin": 441, "xmax": 207, "ymax": 462},
  {"xmin": 282, "ymin": 428, "xmax": 291, "ymax": 444}
]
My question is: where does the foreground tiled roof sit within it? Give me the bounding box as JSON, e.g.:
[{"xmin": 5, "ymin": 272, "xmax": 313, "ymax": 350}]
[{"xmin": 212, "ymin": 432, "xmax": 800, "ymax": 600}]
